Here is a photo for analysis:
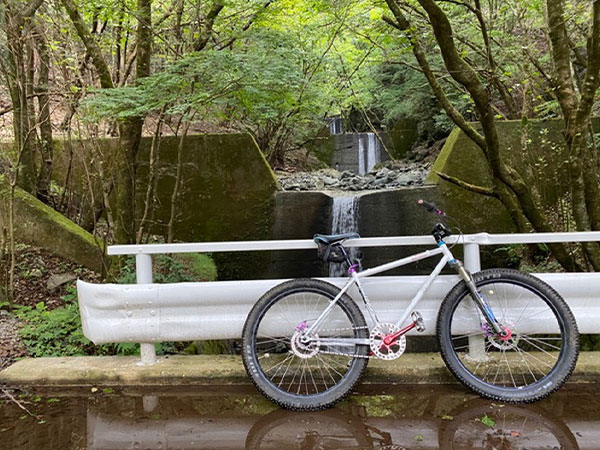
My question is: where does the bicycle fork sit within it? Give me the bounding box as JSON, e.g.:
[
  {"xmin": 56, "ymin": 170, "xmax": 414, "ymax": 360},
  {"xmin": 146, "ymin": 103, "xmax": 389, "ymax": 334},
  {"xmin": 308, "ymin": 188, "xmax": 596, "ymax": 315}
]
[{"xmin": 450, "ymin": 259, "xmax": 505, "ymax": 336}]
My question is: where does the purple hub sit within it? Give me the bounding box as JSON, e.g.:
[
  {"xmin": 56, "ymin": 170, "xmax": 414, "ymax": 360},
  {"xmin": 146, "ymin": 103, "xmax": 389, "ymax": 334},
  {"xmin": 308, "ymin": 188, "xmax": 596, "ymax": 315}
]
[
  {"xmin": 296, "ymin": 321, "xmax": 307, "ymax": 332},
  {"xmin": 480, "ymin": 323, "xmax": 493, "ymax": 337}
]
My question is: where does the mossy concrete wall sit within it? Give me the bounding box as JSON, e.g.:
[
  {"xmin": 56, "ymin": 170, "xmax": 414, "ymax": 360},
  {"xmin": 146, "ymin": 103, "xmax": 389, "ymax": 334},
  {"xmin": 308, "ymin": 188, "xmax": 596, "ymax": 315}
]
[
  {"xmin": 136, "ymin": 134, "xmax": 278, "ymax": 280},
  {"xmin": 51, "ymin": 133, "xmax": 279, "ymax": 280},
  {"xmin": 0, "ymin": 175, "xmax": 104, "ymax": 273},
  {"xmin": 266, "ymin": 191, "xmax": 331, "ymax": 278},
  {"xmin": 309, "ymin": 120, "xmax": 418, "ymax": 168},
  {"xmin": 425, "ymin": 119, "xmax": 591, "ymax": 234},
  {"xmin": 358, "ymin": 186, "xmax": 447, "ymax": 275},
  {"xmin": 387, "ymin": 118, "xmax": 419, "ymax": 160}
]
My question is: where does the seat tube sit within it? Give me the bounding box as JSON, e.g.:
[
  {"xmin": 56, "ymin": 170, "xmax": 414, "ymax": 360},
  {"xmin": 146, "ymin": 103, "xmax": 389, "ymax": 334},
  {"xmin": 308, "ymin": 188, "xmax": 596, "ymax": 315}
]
[{"xmin": 464, "ymin": 243, "xmax": 486, "ymax": 361}]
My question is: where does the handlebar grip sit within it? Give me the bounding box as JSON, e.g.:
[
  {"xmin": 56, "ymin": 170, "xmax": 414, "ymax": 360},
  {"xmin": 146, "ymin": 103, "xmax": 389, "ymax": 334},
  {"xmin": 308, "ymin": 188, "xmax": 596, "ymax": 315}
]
[{"xmin": 417, "ymin": 199, "xmax": 446, "ymax": 216}]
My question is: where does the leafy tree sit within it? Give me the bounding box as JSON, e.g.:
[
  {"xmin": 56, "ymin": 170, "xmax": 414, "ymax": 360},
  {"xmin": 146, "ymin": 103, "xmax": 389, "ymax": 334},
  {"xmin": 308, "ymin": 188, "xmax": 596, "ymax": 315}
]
[{"xmin": 383, "ymin": 0, "xmax": 600, "ymax": 271}]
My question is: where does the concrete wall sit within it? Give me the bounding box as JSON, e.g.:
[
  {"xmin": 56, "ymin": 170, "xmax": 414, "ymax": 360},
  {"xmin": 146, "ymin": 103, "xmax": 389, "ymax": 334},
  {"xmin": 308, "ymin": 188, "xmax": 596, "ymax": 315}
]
[
  {"xmin": 264, "ymin": 187, "xmax": 444, "ymax": 279},
  {"xmin": 266, "ymin": 191, "xmax": 331, "ymax": 278},
  {"xmin": 50, "ymin": 134, "xmax": 279, "ymax": 280},
  {"xmin": 310, "ymin": 120, "xmax": 418, "ymax": 172},
  {"xmin": 0, "ymin": 175, "xmax": 104, "ymax": 273},
  {"xmin": 426, "ymin": 119, "xmax": 596, "ymax": 234},
  {"xmin": 358, "ymin": 186, "xmax": 445, "ymax": 275}
]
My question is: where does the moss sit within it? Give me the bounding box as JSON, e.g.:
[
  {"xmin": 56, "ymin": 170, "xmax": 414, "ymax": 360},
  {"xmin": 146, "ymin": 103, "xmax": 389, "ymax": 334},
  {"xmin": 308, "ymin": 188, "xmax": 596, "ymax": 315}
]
[
  {"xmin": 426, "ymin": 127, "xmax": 462, "ymax": 185},
  {"xmin": 0, "ymin": 175, "xmax": 105, "ymax": 273},
  {"xmin": 426, "ymin": 119, "xmax": 578, "ymax": 234},
  {"xmin": 307, "ymin": 136, "xmax": 336, "ymax": 165},
  {"xmin": 173, "ymin": 253, "xmax": 217, "ymax": 281},
  {"xmin": 45, "ymin": 132, "xmax": 279, "ymax": 280}
]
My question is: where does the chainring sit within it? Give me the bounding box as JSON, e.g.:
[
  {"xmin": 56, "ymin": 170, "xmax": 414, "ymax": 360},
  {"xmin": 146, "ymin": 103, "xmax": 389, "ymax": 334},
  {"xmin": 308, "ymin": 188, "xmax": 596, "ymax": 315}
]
[{"xmin": 370, "ymin": 323, "xmax": 406, "ymax": 360}]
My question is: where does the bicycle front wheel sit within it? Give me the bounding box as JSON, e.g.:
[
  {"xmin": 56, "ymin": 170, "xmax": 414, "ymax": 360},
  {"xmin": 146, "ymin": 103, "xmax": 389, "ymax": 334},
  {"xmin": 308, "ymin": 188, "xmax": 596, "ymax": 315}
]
[
  {"xmin": 242, "ymin": 279, "xmax": 369, "ymax": 411},
  {"xmin": 437, "ymin": 269, "xmax": 579, "ymax": 403}
]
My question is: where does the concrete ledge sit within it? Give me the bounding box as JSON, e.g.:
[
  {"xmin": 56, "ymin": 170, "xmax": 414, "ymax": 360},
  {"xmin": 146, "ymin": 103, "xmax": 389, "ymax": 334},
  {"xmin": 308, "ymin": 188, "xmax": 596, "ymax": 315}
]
[{"xmin": 1, "ymin": 353, "xmax": 599, "ymax": 388}]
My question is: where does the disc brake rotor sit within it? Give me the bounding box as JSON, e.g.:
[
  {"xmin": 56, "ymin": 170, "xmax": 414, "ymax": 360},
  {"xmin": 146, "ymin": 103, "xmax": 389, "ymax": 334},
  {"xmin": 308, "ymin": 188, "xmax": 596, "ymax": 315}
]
[
  {"xmin": 483, "ymin": 321, "xmax": 520, "ymax": 350},
  {"xmin": 370, "ymin": 323, "xmax": 406, "ymax": 360},
  {"xmin": 290, "ymin": 330, "xmax": 320, "ymax": 358}
]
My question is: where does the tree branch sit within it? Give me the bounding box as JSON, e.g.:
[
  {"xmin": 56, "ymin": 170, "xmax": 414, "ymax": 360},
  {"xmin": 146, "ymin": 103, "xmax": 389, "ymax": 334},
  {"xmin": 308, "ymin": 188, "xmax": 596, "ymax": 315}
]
[
  {"xmin": 435, "ymin": 171, "xmax": 498, "ymax": 197},
  {"xmin": 195, "ymin": 1, "xmax": 224, "ymax": 51},
  {"xmin": 382, "ymin": 2, "xmax": 487, "ymax": 152},
  {"xmin": 21, "ymin": 0, "xmax": 44, "ymax": 19},
  {"xmin": 61, "ymin": 0, "xmax": 114, "ymax": 89}
]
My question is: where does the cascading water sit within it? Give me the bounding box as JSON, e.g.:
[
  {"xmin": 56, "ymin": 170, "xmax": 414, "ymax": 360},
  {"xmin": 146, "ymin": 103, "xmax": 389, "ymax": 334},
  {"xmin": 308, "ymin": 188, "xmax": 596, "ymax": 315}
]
[
  {"xmin": 329, "ymin": 196, "xmax": 360, "ymax": 277},
  {"xmin": 357, "ymin": 133, "xmax": 381, "ymax": 175},
  {"xmin": 328, "ymin": 117, "xmax": 343, "ymax": 135}
]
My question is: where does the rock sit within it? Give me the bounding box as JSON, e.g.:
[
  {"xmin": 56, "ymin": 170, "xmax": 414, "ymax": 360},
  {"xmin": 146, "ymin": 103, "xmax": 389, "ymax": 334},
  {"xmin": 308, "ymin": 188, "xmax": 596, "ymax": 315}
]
[
  {"xmin": 47, "ymin": 273, "xmax": 77, "ymax": 291},
  {"xmin": 375, "ymin": 168, "xmax": 390, "ymax": 179},
  {"xmin": 277, "ymin": 160, "xmax": 431, "ymax": 192}
]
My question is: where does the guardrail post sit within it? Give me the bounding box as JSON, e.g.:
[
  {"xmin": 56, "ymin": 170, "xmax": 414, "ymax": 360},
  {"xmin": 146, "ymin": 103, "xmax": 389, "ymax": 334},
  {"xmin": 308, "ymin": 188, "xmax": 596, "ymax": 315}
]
[
  {"xmin": 463, "ymin": 243, "xmax": 486, "ymax": 361},
  {"xmin": 136, "ymin": 253, "xmax": 157, "ymax": 365}
]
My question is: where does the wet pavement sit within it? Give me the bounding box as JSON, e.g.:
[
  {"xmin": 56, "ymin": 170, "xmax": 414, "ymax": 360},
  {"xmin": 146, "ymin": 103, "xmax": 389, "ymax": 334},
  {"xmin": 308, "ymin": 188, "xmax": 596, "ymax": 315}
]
[{"xmin": 0, "ymin": 383, "xmax": 597, "ymax": 449}]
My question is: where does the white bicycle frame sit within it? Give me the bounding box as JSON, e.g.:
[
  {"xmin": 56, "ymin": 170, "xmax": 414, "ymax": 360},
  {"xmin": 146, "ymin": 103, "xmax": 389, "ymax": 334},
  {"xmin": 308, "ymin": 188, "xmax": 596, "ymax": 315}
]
[{"xmin": 306, "ymin": 242, "xmax": 457, "ymax": 347}]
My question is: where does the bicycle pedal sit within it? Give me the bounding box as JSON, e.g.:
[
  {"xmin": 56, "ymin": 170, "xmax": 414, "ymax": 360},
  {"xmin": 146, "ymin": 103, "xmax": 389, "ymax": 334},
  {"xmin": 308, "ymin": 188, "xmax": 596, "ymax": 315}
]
[{"xmin": 411, "ymin": 311, "xmax": 426, "ymax": 332}]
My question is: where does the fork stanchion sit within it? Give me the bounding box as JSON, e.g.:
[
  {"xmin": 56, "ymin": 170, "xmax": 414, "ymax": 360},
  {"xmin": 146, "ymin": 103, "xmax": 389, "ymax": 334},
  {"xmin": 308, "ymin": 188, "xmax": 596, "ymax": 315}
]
[
  {"xmin": 463, "ymin": 243, "xmax": 487, "ymax": 361},
  {"xmin": 136, "ymin": 253, "xmax": 157, "ymax": 365}
]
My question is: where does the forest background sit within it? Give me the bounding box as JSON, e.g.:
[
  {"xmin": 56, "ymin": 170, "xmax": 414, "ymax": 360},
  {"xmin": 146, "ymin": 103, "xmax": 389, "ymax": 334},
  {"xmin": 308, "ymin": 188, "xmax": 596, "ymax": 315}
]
[{"xmin": 1, "ymin": 0, "xmax": 600, "ymax": 355}]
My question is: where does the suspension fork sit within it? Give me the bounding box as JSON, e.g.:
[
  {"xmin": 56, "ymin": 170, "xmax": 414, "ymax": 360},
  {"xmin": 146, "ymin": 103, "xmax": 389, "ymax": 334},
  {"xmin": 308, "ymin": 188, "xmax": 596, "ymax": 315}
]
[{"xmin": 445, "ymin": 249, "xmax": 505, "ymax": 335}]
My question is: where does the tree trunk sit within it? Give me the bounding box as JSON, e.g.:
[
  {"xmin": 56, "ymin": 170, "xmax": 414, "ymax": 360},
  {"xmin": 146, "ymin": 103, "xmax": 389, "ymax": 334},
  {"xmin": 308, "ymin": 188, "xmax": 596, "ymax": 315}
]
[
  {"xmin": 115, "ymin": 0, "xmax": 152, "ymax": 244},
  {"xmin": 34, "ymin": 25, "xmax": 53, "ymax": 203},
  {"xmin": 384, "ymin": 0, "xmax": 582, "ymax": 271}
]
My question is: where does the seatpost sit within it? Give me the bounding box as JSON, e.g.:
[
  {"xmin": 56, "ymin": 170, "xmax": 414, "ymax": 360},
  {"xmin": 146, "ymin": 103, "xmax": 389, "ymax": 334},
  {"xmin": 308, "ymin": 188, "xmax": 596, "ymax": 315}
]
[{"xmin": 339, "ymin": 244, "xmax": 353, "ymax": 268}]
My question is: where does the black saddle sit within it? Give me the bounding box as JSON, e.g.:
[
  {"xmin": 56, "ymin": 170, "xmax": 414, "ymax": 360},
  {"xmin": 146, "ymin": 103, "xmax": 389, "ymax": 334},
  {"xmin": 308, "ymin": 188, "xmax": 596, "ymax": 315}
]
[{"xmin": 313, "ymin": 232, "xmax": 360, "ymax": 245}]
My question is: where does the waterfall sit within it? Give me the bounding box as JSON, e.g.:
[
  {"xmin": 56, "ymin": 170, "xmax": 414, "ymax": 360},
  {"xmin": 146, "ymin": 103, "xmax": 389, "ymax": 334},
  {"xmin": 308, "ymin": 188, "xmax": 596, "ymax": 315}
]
[
  {"xmin": 329, "ymin": 196, "xmax": 360, "ymax": 277},
  {"xmin": 328, "ymin": 117, "xmax": 343, "ymax": 135},
  {"xmin": 357, "ymin": 133, "xmax": 381, "ymax": 175}
]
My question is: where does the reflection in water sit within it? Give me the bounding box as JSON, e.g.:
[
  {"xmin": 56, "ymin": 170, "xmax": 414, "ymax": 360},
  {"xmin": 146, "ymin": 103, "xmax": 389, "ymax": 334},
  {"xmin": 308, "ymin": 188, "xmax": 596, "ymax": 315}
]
[
  {"xmin": 244, "ymin": 410, "xmax": 393, "ymax": 450},
  {"xmin": 0, "ymin": 385, "xmax": 595, "ymax": 449},
  {"xmin": 438, "ymin": 399, "xmax": 579, "ymax": 450}
]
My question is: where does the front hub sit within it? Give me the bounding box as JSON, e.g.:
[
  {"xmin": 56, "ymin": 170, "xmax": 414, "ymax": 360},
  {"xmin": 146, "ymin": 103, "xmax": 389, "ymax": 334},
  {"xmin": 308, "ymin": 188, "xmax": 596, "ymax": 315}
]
[{"xmin": 482, "ymin": 322, "xmax": 519, "ymax": 350}]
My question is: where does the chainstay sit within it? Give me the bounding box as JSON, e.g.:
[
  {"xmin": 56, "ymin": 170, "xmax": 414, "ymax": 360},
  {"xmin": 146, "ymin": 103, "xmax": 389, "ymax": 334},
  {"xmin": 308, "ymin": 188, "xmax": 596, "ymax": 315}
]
[{"xmin": 302, "ymin": 325, "xmax": 378, "ymax": 359}]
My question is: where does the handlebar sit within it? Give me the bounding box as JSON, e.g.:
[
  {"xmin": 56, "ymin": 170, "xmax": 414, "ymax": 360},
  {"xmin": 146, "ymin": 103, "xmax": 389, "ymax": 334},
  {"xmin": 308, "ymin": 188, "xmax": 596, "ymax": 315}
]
[{"xmin": 417, "ymin": 199, "xmax": 446, "ymax": 217}]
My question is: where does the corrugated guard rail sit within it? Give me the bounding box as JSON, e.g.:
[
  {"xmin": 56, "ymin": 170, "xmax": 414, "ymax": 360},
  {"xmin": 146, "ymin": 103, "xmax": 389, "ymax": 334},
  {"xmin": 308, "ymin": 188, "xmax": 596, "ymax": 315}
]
[{"xmin": 76, "ymin": 232, "xmax": 600, "ymax": 365}]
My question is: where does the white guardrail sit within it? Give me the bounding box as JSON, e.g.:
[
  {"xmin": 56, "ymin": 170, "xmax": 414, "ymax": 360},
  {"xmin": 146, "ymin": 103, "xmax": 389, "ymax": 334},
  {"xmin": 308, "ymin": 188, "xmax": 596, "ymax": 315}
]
[{"xmin": 77, "ymin": 232, "xmax": 600, "ymax": 365}]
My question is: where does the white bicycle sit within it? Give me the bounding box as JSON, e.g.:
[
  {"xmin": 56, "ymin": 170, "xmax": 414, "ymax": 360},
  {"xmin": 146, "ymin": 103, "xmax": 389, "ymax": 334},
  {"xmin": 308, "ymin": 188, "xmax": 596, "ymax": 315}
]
[{"xmin": 242, "ymin": 200, "xmax": 579, "ymax": 410}]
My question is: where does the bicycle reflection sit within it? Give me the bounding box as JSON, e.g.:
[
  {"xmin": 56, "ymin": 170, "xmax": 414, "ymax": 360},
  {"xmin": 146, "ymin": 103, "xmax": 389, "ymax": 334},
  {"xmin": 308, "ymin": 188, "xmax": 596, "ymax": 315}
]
[{"xmin": 86, "ymin": 395, "xmax": 582, "ymax": 450}]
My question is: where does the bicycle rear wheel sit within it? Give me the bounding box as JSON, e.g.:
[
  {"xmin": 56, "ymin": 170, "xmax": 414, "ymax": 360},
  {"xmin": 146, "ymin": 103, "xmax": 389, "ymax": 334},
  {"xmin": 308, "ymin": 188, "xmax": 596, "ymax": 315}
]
[
  {"xmin": 437, "ymin": 269, "xmax": 579, "ymax": 403},
  {"xmin": 242, "ymin": 279, "xmax": 369, "ymax": 411}
]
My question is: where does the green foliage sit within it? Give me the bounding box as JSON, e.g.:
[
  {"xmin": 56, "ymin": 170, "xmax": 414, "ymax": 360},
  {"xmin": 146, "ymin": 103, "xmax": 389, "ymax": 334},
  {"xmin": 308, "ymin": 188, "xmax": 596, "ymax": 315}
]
[
  {"xmin": 15, "ymin": 252, "xmax": 218, "ymax": 358},
  {"xmin": 15, "ymin": 286, "xmax": 138, "ymax": 357},
  {"xmin": 117, "ymin": 253, "xmax": 217, "ymax": 284},
  {"xmin": 489, "ymin": 244, "xmax": 563, "ymax": 273},
  {"xmin": 369, "ymin": 62, "xmax": 466, "ymax": 143},
  {"xmin": 15, "ymin": 289, "xmax": 94, "ymax": 357},
  {"xmin": 480, "ymin": 414, "xmax": 496, "ymax": 428}
]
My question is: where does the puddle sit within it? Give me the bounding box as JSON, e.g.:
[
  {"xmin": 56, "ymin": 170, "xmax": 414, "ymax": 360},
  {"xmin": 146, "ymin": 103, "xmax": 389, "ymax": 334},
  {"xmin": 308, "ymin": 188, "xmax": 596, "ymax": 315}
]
[{"xmin": 0, "ymin": 383, "xmax": 596, "ymax": 449}]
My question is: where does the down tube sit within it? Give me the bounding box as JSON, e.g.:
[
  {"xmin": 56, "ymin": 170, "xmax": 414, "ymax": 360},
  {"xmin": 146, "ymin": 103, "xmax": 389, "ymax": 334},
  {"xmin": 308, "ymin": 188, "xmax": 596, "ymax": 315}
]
[{"xmin": 393, "ymin": 254, "xmax": 450, "ymax": 328}]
